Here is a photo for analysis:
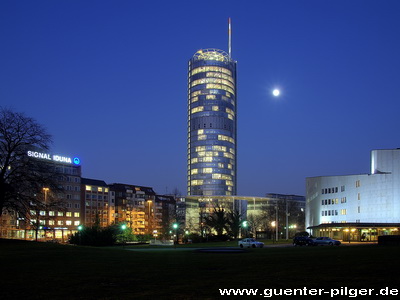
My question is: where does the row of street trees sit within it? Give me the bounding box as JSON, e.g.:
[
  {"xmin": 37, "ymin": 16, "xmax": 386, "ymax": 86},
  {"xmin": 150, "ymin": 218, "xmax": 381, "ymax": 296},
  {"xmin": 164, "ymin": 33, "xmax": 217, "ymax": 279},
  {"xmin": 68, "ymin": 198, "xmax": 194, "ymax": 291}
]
[{"xmin": 199, "ymin": 200, "xmax": 305, "ymax": 240}]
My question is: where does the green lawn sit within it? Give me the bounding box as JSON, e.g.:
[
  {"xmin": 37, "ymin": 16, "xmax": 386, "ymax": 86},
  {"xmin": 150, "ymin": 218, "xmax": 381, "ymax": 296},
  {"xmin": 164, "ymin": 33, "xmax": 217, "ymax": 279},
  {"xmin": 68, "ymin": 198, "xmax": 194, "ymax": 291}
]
[{"xmin": 1, "ymin": 239, "xmax": 399, "ymax": 299}]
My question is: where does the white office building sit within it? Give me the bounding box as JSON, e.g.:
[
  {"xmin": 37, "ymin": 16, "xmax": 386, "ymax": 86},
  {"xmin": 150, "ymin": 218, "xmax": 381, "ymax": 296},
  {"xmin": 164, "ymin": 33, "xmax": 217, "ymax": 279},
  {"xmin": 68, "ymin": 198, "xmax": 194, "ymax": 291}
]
[{"xmin": 306, "ymin": 149, "xmax": 400, "ymax": 241}]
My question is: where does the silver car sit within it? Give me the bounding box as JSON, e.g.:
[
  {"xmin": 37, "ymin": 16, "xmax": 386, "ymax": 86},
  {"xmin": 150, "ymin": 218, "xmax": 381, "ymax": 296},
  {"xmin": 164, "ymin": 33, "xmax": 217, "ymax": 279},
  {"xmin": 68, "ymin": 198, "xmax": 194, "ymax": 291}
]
[
  {"xmin": 238, "ymin": 238, "xmax": 264, "ymax": 248},
  {"xmin": 314, "ymin": 237, "xmax": 341, "ymax": 246}
]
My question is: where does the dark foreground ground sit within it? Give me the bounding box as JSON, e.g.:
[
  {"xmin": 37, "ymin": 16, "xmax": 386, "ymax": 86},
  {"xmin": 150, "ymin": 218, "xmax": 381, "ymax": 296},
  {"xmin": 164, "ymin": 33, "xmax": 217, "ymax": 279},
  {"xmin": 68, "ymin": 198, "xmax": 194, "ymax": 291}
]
[{"xmin": 0, "ymin": 239, "xmax": 399, "ymax": 299}]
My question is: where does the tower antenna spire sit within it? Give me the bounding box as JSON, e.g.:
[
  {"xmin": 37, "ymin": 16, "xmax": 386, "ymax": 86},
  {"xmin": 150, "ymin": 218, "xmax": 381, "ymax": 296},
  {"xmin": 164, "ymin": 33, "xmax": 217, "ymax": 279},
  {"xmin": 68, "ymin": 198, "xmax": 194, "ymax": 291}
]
[{"xmin": 228, "ymin": 17, "xmax": 232, "ymax": 57}]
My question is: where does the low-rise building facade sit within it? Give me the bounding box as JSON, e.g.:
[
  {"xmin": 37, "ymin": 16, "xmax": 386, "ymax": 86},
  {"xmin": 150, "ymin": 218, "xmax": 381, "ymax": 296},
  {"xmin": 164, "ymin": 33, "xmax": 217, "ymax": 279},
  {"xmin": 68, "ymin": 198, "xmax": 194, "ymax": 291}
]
[{"xmin": 306, "ymin": 149, "xmax": 400, "ymax": 241}]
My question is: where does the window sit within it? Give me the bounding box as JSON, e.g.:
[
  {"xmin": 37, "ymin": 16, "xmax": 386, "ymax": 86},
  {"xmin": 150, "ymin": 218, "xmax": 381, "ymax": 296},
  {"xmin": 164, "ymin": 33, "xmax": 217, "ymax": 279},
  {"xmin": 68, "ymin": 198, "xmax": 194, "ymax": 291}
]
[
  {"xmin": 58, "ymin": 220, "xmax": 64, "ymax": 225},
  {"xmin": 86, "ymin": 185, "xmax": 91, "ymax": 191},
  {"xmin": 358, "ymin": 193, "xmax": 361, "ymax": 200},
  {"xmin": 49, "ymin": 211, "xmax": 55, "ymax": 216},
  {"xmin": 356, "ymin": 180, "xmax": 361, "ymax": 188},
  {"xmin": 58, "ymin": 212, "xmax": 64, "ymax": 216},
  {"xmin": 74, "ymin": 221, "xmax": 80, "ymax": 226},
  {"xmin": 74, "ymin": 203, "xmax": 80, "ymax": 209},
  {"xmin": 66, "ymin": 212, "xmax": 72, "ymax": 217},
  {"xmin": 66, "ymin": 221, "xmax": 72, "ymax": 226},
  {"xmin": 74, "ymin": 212, "xmax": 80, "ymax": 218}
]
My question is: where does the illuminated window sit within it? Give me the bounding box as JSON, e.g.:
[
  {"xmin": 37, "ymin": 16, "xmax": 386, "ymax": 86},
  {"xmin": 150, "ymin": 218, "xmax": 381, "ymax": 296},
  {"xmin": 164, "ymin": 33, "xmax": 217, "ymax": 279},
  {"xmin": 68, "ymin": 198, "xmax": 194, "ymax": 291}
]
[
  {"xmin": 196, "ymin": 146, "xmax": 206, "ymax": 152},
  {"xmin": 191, "ymin": 169, "xmax": 198, "ymax": 175},
  {"xmin": 218, "ymin": 163, "xmax": 224, "ymax": 168},
  {"xmin": 212, "ymin": 106, "xmax": 219, "ymax": 111},
  {"xmin": 98, "ymin": 187, "xmax": 103, "ymax": 192},
  {"xmin": 105, "ymin": 188, "xmax": 108, "ymax": 193},
  {"xmin": 218, "ymin": 135, "xmax": 235, "ymax": 144},
  {"xmin": 86, "ymin": 185, "xmax": 91, "ymax": 191},
  {"xmin": 212, "ymin": 174, "xmax": 232, "ymax": 180},
  {"xmin": 66, "ymin": 212, "xmax": 72, "ymax": 217},
  {"xmin": 74, "ymin": 212, "xmax": 80, "ymax": 218},
  {"xmin": 203, "ymin": 168, "xmax": 213, "ymax": 173},
  {"xmin": 226, "ymin": 108, "xmax": 234, "ymax": 115},
  {"xmin": 191, "ymin": 106, "xmax": 204, "ymax": 114},
  {"xmin": 191, "ymin": 66, "xmax": 232, "ymax": 77},
  {"xmin": 191, "ymin": 158, "xmax": 198, "ymax": 164},
  {"xmin": 227, "ymin": 114, "xmax": 234, "ymax": 120},
  {"xmin": 58, "ymin": 220, "xmax": 64, "ymax": 225},
  {"xmin": 198, "ymin": 135, "xmax": 206, "ymax": 140},
  {"xmin": 213, "ymin": 145, "xmax": 226, "ymax": 152},
  {"xmin": 58, "ymin": 212, "xmax": 64, "ymax": 217},
  {"xmin": 191, "ymin": 96, "xmax": 198, "ymax": 103},
  {"xmin": 202, "ymin": 157, "xmax": 213, "ymax": 162},
  {"xmin": 191, "ymin": 180, "xmax": 204, "ymax": 186},
  {"xmin": 74, "ymin": 221, "xmax": 80, "ymax": 226},
  {"xmin": 66, "ymin": 220, "xmax": 72, "ymax": 226},
  {"xmin": 197, "ymin": 129, "xmax": 204, "ymax": 135},
  {"xmin": 223, "ymin": 153, "xmax": 234, "ymax": 159},
  {"xmin": 49, "ymin": 220, "xmax": 55, "ymax": 225},
  {"xmin": 341, "ymin": 209, "xmax": 347, "ymax": 215}
]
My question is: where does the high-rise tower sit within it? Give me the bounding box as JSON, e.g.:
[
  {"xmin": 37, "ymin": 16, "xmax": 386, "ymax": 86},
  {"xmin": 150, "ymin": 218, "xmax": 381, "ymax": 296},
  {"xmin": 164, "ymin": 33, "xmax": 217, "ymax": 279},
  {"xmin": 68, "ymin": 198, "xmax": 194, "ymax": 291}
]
[{"xmin": 187, "ymin": 37, "xmax": 237, "ymax": 196}]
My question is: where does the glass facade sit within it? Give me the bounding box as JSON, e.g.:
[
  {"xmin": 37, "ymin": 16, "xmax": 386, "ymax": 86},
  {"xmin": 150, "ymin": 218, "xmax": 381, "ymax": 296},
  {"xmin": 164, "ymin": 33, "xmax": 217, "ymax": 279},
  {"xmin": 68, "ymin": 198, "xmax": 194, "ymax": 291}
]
[{"xmin": 187, "ymin": 49, "xmax": 237, "ymax": 196}]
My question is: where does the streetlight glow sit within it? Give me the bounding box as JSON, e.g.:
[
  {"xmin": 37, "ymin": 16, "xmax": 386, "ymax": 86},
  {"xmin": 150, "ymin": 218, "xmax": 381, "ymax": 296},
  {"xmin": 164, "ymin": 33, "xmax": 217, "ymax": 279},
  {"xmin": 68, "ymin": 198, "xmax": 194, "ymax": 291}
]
[{"xmin": 272, "ymin": 89, "xmax": 280, "ymax": 97}]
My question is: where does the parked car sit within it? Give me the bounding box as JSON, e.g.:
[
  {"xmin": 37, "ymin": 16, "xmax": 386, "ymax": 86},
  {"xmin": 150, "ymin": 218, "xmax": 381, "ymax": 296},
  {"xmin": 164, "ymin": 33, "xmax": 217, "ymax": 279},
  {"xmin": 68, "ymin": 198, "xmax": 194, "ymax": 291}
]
[
  {"xmin": 293, "ymin": 236, "xmax": 316, "ymax": 246},
  {"xmin": 238, "ymin": 238, "xmax": 264, "ymax": 248},
  {"xmin": 314, "ymin": 237, "xmax": 341, "ymax": 246}
]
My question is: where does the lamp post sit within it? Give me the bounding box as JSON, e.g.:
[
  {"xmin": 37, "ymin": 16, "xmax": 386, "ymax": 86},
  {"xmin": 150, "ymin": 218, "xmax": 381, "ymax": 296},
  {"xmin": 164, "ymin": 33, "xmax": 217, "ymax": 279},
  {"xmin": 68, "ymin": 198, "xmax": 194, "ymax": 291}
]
[
  {"xmin": 121, "ymin": 224, "xmax": 127, "ymax": 247},
  {"xmin": 42, "ymin": 187, "xmax": 50, "ymax": 241},
  {"xmin": 241, "ymin": 220, "xmax": 248, "ymax": 238},
  {"xmin": 275, "ymin": 201, "xmax": 279, "ymax": 242},
  {"xmin": 77, "ymin": 225, "xmax": 83, "ymax": 245},
  {"xmin": 271, "ymin": 221, "xmax": 276, "ymax": 243},
  {"xmin": 172, "ymin": 223, "xmax": 179, "ymax": 248}
]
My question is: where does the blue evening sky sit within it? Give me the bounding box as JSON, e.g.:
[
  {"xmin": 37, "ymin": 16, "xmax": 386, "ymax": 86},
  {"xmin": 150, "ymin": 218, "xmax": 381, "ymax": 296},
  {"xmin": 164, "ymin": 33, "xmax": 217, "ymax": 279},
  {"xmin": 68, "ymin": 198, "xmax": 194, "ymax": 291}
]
[{"xmin": 1, "ymin": 0, "xmax": 400, "ymax": 196}]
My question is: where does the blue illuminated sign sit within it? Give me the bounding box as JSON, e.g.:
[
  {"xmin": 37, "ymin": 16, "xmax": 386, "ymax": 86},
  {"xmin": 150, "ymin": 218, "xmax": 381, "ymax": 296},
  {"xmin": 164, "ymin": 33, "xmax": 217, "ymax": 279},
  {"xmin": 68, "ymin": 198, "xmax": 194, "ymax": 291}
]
[{"xmin": 73, "ymin": 157, "xmax": 80, "ymax": 165}]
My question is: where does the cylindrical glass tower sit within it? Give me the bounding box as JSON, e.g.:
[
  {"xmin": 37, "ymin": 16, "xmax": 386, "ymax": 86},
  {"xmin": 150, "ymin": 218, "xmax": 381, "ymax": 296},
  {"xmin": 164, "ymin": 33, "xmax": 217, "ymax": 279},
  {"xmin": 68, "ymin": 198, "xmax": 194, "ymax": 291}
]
[{"xmin": 187, "ymin": 49, "xmax": 237, "ymax": 196}]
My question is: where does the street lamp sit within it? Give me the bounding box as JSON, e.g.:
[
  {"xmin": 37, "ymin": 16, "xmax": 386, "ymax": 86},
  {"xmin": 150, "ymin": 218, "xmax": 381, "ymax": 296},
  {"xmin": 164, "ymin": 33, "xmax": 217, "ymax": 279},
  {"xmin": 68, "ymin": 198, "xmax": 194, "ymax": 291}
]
[
  {"xmin": 121, "ymin": 224, "xmax": 127, "ymax": 247},
  {"xmin": 241, "ymin": 220, "xmax": 248, "ymax": 238},
  {"xmin": 77, "ymin": 225, "xmax": 83, "ymax": 245},
  {"xmin": 42, "ymin": 187, "xmax": 49, "ymax": 204},
  {"xmin": 172, "ymin": 223, "xmax": 179, "ymax": 248},
  {"xmin": 271, "ymin": 221, "xmax": 276, "ymax": 243}
]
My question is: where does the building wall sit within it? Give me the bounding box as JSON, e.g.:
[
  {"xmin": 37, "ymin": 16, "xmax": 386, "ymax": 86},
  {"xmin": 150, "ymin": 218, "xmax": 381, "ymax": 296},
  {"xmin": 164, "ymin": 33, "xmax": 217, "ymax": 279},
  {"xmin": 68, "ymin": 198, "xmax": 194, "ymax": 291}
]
[
  {"xmin": 187, "ymin": 49, "xmax": 237, "ymax": 196},
  {"xmin": 81, "ymin": 178, "xmax": 115, "ymax": 228},
  {"xmin": 306, "ymin": 149, "xmax": 400, "ymax": 233},
  {"xmin": 1, "ymin": 156, "xmax": 83, "ymax": 241}
]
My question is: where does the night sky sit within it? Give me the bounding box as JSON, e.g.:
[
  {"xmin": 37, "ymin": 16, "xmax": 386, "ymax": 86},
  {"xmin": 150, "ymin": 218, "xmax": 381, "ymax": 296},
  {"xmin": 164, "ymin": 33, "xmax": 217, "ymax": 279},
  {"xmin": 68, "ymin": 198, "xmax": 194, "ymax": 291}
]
[{"xmin": 2, "ymin": 0, "xmax": 400, "ymax": 197}]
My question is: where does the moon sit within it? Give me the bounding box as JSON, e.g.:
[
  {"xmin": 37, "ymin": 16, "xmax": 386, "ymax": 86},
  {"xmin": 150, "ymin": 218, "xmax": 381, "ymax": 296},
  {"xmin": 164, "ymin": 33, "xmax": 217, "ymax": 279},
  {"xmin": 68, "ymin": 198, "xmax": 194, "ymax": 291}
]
[{"xmin": 272, "ymin": 89, "xmax": 280, "ymax": 97}]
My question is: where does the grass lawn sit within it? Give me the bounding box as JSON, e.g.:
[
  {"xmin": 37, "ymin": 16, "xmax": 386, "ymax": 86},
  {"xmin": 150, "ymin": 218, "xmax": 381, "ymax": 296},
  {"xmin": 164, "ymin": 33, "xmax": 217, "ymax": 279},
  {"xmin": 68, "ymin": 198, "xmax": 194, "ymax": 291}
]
[{"xmin": 1, "ymin": 239, "xmax": 400, "ymax": 299}]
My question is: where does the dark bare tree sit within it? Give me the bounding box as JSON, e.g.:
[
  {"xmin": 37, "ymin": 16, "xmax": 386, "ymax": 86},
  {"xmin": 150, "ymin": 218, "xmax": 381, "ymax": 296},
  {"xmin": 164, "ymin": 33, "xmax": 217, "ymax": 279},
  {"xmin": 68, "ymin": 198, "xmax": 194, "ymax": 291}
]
[
  {"xmin": 0, "ymin": 108, "xmax": 58, "ymax": 220},
  {"xmin": 226, "ymin": 209, "xmax": 241, "ymax": 240}
]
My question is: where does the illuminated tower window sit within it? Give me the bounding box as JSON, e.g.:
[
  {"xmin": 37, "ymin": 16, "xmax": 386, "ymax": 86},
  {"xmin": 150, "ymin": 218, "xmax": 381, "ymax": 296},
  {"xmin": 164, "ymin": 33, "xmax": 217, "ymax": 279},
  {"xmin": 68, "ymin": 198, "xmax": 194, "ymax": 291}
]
[{"xmin": 187, "ymin": 48, "xmax": 237, "ymax": 196}]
